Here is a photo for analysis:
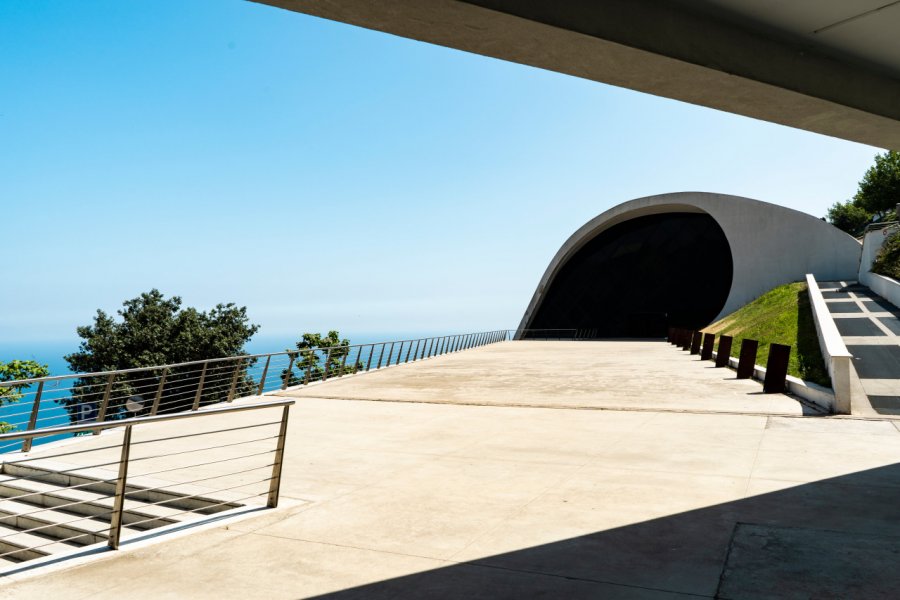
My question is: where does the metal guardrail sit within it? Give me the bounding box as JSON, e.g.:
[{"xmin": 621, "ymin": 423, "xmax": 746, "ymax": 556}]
[
  {"xmin": 0, "ymin": 399, "xmax": 293, "ymax": 560},
  {"xmin": 864, "ymin": 220, "xmax": 899, "ymax": 233},
  {"xmin": 0, "ymin": 331, "xmax": 510, "ymax": 452}
]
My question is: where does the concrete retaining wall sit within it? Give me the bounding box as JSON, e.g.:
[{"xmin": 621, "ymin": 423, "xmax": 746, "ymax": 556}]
[
  {"xmin": 805, "ymin": 274, "xmax": 852, "ymax": 414},
  {"xmin": 710, "ymin": 351, "xmax": 834, "ymax": 413},
  {"xmin": 865, "ymin": 273, "xmax": 900, "ymax": 311}
]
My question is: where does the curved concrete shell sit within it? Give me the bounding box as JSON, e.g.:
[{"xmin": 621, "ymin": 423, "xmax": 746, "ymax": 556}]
[{"xmin": 518, "ymin": 192, "xmax": 862, "ymax": 338}]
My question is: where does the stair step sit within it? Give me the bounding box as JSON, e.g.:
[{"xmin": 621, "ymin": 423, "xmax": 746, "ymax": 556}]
[
  {"xmin": 0, "ymin": 475, "xmax": 186, "ymax": 530},
  {"xmin": 1, "ymin": 462, "xmax": 242, "ymax": 515},
  {"xmin": 0, "ymin": 498, "xmax": 142, "ymax": 546},
  {"xmin": 0, "ymin": 523, "xmax": 81, "ymax": 562}
]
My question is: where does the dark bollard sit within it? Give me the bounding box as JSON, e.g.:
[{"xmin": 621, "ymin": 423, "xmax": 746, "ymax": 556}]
[
  {"xmin": 700, "ymin": 333, "xmax": 715, "ymax": 360},
  {"xmin": 667, "ymin": 328, "xmax": 674, "ymax": 344},
  {"xmin": 763, "ymin": 343, "xmax": 792, "ymax": 393},
  {"xmin": 715, "ymin": 335, "xmax": 733, "ymax": 367},
  {"xmin": 681, "ymin": 330, "xmax": 693, "ymax": 351},
  {"xmin": 690, "ymin": 331, "xmax": 702, "ymax": 355},
  {"xmin": 736, "ymin": 339, "xmax": 759, "ymax": 379}
]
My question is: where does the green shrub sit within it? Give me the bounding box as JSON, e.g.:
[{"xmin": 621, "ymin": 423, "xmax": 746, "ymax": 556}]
[{"xmin": 871, "ymin": 231, "xmax": 900, "ymax": 280}]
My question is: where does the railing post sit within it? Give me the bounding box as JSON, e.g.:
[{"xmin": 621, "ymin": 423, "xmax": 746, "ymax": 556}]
[
  {"xmin": 405, "ymin": 341, "xmax": 413, "ymax": 363},
  {"xmin": 412, "ymin": 339, "xmax": 421, "ymax": 361},
  {"xmin": 22, "ymin": 381, "xmax": 44, "ymax": 452},
  {"xmin": 267, "ymin": 405, "xmax": 291, "ymax": 508},
  {"xmin": 283, "ymin": 355, "xmax": 295, "ymax": 390},
  {"xmin": 95, "ymin": 373, "xmax": 116, "ymax": 434},
  {"xmin": 150, "ymin": 368, "xmax": 168, "ymax": 416},
  {"xmin": 322, "ymin": 349, "xmax": 332, "ymax": 382},
  {"xmin": 427, "ymin": 337, "xmax": 435, "ymax": 357},
  {"xmin": 108, "ymin": 424, "xmax": 133, "ymax": 550},
  {"xmin": 192, "ymin": 361, "xmax": 209, "ymax": 410},
  {"xmin": 763, "ymin": 343, "xmax": 791, "ymax": 394},
  {"xmin": 377, "ymin": 344, "xmax": 386, "ymax": 369},
  {"xmin": 366, "ymin": 345, "xmax": 374, "ymax": 371},
  {"xmin": 737, "ymin": 339, "xmax": 759, "ymax": 379},
  {"xmin": 340, "ymin": 347, "xmax": 348, "ymax": 376},
  {"xmin": 715, "ymin": 335, "xmax": 733, "ymax": 368},
  {"xmin": 257, "ymin": 356, "xmax": 271, "ymax": 395},
  {"xmin": 385, "ymin": 343, "xmax": 395, "ymax": 367},
  {"xmin": 701, "ymin": 333, "xmax": 715, "ymax": 361},
  {"xmin": 227, "ymin": 357, "xmax": 243, "ymax": 402}
]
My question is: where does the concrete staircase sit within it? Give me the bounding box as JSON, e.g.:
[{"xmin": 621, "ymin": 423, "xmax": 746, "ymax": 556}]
[{"xmin": 0, "ymin": 461, "xmax": 242, "ymax": 566}]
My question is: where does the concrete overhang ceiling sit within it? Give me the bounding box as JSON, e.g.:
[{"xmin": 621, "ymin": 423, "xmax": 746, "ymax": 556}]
[{"xmin": 252, "ymin": 0, "xmax": 900, "ymax": 149}]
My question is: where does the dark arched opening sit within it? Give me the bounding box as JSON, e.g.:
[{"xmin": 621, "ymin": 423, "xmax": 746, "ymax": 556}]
[{"xmin": 526, "ymin": 212, "xmax": 733, "ymax": 338}]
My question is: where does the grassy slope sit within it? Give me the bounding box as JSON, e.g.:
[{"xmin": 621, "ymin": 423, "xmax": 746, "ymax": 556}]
[{"xmin": 702, "ymin": 282, "xmax": 831, "ymax": 387}]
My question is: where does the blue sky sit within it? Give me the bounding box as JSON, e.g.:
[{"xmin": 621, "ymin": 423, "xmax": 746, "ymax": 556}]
[{"xmin": 0, "ymin": 0, "xmax": 882, "ymax": 348}]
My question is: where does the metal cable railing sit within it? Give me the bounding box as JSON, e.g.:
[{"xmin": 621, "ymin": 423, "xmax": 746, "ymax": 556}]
[
  {"xmin": 0, "ymin": 330, "xmax": 511, "ymax": 452},
  {"xmin": 0, "ymin": 399, "xmax": 293, "ymax": 562}
]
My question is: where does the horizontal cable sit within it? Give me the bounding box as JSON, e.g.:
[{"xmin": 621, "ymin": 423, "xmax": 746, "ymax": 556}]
[
  {"xmin": 122, "ymin": 489, "xmax": 269, "ymax": 532},
  {"xmin": 125, "ymin": 435, "xmax": 279, "ymax": 464},
  {"xmin": 0, "ymin": 528, "xmax": 102, "ymax": 560},
  {"xmin": 129, "ymin": 421, "xmax": 280, "ymax": 446},
  {"xmin": 0, "ymin": 476, "xmax": 117, "ymax": 505},
  {"xmin": 123, "ymin": 463, "xmax": 273, "ymax": 499},
  {"xmin": 127, "ymin": 449, "xmax": 276, "ymax": 480},
  {"xmin": 0, "ymin": 507, "xmax": 115, "ymax": 543}
]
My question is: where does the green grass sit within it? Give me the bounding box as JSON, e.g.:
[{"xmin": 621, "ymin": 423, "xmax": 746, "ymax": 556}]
[{"xmin": 702, "ymin": 282, "xmax": 831, "ymax": 387}]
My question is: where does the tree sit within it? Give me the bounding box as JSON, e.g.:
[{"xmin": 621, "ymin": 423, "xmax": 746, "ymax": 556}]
[
  {"xmin": 62, "ymin": 290, "xmax": 259, "ymax": 423},
  {"xmin": 826, "ymin": 199, "xmax": 872, "ymax": 235},
  {"xmin": 0, "ymin": 360, "xmax": 50, "ymax": 432},
  {"xmin": 854, "ymin": 150, "xmax": 900, "ymax": 219},
  {"xmin": 282, "ymin": 331, "xmax": 361, "ymax": 387}
]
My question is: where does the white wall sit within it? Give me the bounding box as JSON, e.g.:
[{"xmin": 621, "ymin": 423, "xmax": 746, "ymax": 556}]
[
  {"xmin": 519, "ymin": 192, "xmax": 863, "ymax": 332},
  {"xmin": 859, "ymin": 225, "xmax": 900, "ymax": 311}
]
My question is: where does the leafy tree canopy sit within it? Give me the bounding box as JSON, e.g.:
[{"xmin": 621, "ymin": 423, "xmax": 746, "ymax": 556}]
[
  {"xmin": 826, "ymin": 200, "xmax": 872, "ymax": 235},
  {"xmin": 66, "ymin": 290, "xmax": 259, "ymax": 373},
  {"xmin": 62, "ymin": 290, "xmax": 259, "ymax": 421},
  {"xmin": 0, "ymin": 360, "xmax": 49, "ymax": 432},
  {"xmin": 283, "ymin": 330, "xmax": 360, "ymax": 386},
  {"xmin": 854, "ymin": 150, "xmax": 900, "ymax": 218}
]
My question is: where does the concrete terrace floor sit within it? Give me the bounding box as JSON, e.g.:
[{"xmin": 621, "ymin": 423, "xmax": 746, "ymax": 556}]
[{"xmin": 3, "ymin": 341, "xmax": 900, "ymax": 599}]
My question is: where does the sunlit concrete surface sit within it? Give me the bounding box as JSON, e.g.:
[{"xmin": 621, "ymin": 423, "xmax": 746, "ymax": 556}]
[
  {"xmin": 4, "ymin": 342, "xmax": 900, "ymax": 598},
  {"xmin": 282, "ymin": 340, "xmax": 817, "ymax": 416}
]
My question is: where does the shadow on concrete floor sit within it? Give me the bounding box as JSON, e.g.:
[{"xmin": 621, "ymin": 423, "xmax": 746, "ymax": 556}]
[{"xmin": 309, "ymin": 464, "xmax": 900, "ymax": 599}]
